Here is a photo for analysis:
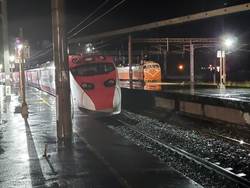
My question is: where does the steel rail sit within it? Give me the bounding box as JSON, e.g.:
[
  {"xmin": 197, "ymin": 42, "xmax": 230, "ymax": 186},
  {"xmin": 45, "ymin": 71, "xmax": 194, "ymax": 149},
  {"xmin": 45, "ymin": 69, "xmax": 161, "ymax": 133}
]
[{"xmin": 116, "ymin": 119, "xmax": 250, "ymax": 188}]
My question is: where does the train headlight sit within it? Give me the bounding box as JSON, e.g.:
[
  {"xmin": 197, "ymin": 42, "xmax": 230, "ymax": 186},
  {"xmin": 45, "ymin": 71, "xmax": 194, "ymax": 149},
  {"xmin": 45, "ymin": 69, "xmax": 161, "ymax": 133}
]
[
  {"xmin": 104, "ymin": 79, "xmax": 116, "ymax": 87},
  {"xmin": 81, "ymin": 83, "xmax": 94, "ymax": 90}
]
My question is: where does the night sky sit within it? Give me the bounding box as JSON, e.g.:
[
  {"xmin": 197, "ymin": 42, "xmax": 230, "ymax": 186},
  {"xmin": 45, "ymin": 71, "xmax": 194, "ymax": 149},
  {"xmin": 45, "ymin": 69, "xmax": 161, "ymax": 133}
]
[
  {"xmin": 7, "ymin": 0, "xmax": 250, "ymax": 43},
  {"xmin": 6, "ymin": 0, "xmax": 250, "ymax": 80}
]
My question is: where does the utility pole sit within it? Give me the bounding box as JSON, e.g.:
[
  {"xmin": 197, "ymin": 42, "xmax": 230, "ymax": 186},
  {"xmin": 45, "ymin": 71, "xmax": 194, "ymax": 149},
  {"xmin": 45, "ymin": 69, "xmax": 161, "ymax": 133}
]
[
  {"xmin": 219, "ymin": 52, "xmax": 223, "ymax": 88},
  {"xmin": 222, "ymin": 53, "xmax": 226, "ymax": 84},
  {"xmin": 128, "ymin": 35, "xmax": 132, "ymax": 89},
  {"xmin": 190, "ymin": 43, "xmax": 194, "ymax": 90},
  {"xmin": 15, "ymin": 28, "xmax": 29, "ymax": 120},
  {"xmin": 163, "ymin": 49, "xmax": 167, "ymax": 81},
  {"xmin": 1, "ymin": 0, "xmax": 11, "ymax": 97},
  {"xmin": 51, "ymin": 0, "xmax": 72, "ymax": 141},
  {"xmin": 218, "ymin": 50, "xmax": 225, "ymax": 89}
]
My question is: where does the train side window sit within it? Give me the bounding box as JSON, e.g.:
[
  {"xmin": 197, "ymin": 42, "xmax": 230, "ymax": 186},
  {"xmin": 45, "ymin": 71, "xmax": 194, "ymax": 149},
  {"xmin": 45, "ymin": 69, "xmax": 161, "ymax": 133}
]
[
  {"xmin": 103, "ymin": 64, "xmax": 115, "ymax": 73},
  {"xmin": 153, "ymin": 65, "xmax": 159, "ymax": 68}
]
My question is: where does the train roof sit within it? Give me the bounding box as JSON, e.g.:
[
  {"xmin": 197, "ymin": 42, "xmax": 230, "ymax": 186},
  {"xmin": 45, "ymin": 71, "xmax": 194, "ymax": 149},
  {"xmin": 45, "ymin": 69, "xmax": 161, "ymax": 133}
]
[{"xmin": 143, "ymin": 60, "xmax": 159, "ymax": 65}]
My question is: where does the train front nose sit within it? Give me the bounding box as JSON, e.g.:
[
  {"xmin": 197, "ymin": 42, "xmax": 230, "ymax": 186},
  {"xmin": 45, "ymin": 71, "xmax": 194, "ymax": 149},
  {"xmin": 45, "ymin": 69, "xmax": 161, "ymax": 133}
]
[
  {"xmin": 69, "ymin": 58, "xmax": 121, "ymax": 113},
  {"xmin": 81, "ymin": 76, "xmax": 117, "ymax": 112}
]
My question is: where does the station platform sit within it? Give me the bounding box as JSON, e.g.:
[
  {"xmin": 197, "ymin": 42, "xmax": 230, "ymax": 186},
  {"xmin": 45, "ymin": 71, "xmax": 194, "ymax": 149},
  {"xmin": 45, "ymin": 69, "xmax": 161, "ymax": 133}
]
[
  {"xmin": 121, "ymin": 86, "xmax": 250, "ymax": 126},
  {"xmin": 0, "ymin": 85, "xmax": 201, "ymax": 188}
]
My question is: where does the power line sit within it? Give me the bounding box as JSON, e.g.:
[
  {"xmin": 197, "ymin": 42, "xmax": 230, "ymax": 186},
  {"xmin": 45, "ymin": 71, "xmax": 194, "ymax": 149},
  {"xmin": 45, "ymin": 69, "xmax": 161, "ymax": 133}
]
[
  {"xmin": 28, "ymin": 0, "xmax": 127, "ymax": 64},
  {"xmin": 68, "ymin": 0, "xmax": 127, "ymax": 39},
  {"xmin": 67, "ymin": 0, "xmax": 110, "ymax": 35},
  {"xmin": 29, "ymin": 46, "xmax": 52, "ymax": 61}
]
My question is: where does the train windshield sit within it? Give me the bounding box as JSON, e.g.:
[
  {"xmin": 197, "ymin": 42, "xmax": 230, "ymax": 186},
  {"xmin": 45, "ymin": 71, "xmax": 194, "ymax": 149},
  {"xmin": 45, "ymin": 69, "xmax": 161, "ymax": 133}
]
[
  {"xmin": 71, "ymin": 62, "xmax": 115, "ymax": 76},
  {"xmin": 144, "ymin": 64, "xmax": 160, "ymax": 69}
]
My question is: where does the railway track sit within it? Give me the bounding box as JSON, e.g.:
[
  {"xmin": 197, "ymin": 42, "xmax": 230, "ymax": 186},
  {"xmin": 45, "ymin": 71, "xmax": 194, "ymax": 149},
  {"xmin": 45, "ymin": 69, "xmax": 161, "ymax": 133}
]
[
  {"xmin": 210, "ymin": 133, "xmax": 250, "ymax": 148},
  {"xmin": 106, "ymin": 112, "xmax": 250, "ymax": 187},
  {"xmin": 138, "ymin": 108, "xmax": 250, "ymax": 149}
]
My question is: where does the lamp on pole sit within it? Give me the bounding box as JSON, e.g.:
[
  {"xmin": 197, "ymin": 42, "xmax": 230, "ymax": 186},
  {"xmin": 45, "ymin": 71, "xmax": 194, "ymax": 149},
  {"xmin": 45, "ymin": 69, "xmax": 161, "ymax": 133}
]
[
  {"xmin": 9, "ymin": 55, "xmax": 15, "ymax": 63},
  {"xmin": 218, "ymin": 34, "xmax": 237, "ymax": 89},
  {"xmin": 15, "ymin": 29, "xmax": 30, "ymax": 120}
]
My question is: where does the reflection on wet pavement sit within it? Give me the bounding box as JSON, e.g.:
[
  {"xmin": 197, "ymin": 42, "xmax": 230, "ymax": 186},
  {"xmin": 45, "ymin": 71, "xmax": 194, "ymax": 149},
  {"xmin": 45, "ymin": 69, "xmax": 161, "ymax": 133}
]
[
  {"xmin": 165, "ymin": 88, "xmax": 250, "ymax": 102},
  {"xmin": 0, "ymin": 86, "xmax": 124, "ymax": 187},
  {"xmin": 2, "ymin": 84, "xmax": 248, "ymax": 187}
]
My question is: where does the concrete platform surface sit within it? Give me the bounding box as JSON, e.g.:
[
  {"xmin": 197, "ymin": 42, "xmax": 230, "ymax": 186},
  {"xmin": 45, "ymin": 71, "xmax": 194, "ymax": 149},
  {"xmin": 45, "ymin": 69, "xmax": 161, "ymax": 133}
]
[{"xmin": 0, "ymin": 85, "xmax": 201, "ymax": 188}]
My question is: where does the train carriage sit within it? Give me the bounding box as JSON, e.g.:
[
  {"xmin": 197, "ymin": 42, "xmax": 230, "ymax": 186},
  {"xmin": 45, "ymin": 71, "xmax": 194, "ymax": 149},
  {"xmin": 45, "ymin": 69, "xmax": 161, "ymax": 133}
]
[
  {"xmin": 39, "ymin": 62, "xmax": 55, "ymax": 95},
  {"xmin": 117, "ymin": 60, "xmax": 162, "ymax": 90},
  {"xmin": 69, "ymin": 55, "xmax": 121, "ymax": 114},
  {"xmin": 26, "ymin": 68, "xmax": 40, "ymax": 89},
  {"xmin": 2, "ymin": 54, "xmax": 121, "ymax": 116}
]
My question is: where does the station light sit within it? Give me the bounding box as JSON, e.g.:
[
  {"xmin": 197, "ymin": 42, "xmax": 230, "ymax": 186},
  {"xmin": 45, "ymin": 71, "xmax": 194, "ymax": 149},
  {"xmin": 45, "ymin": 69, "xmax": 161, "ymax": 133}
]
[
  {"xmin": 9, "ymin": 55, "xmax": 15, "ymax": 62},
  {"xmin": 17, "ymin": 44, "xmax": 23, "ymax": 50},
  {"xmin": 178, "ymin": 64, "xmax": 184, "ymax": 71},
  {"xmin": 221, "ymin": 34, "xmax": 237, "ymax": 50},
  {"xmin": 86, "ymin": 47, "xmax": 91, "ymax": 53},
  {"xmin": 216, "ymin": 66, "xmax": 220, "ymax": 72},
  {"xmin": 85, "ymin": 43, "xmax": 95, "ymax": 54}
]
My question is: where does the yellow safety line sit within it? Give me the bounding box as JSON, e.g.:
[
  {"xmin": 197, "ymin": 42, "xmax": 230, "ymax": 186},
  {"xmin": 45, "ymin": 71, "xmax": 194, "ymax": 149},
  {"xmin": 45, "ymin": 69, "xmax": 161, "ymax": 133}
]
[
  {"xmin": 34, "ymin": 94, "xmax": 52, "ymax": 107},
  {"xmin": 40, "ymin": 97, "xmax": 52, "ymax": 107}
]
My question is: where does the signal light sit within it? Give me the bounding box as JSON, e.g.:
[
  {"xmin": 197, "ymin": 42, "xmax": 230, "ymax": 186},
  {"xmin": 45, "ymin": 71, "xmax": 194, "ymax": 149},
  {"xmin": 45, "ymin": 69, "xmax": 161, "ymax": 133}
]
[{"xmin": 178, "ymin": 64, "xmax": 184, "ymax": 71}]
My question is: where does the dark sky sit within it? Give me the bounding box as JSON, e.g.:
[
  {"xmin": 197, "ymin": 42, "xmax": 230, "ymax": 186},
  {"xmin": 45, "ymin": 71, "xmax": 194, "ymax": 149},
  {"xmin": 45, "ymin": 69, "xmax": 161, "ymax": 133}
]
[
  {"xmin": 6, "ymin": 0, "xmax": 250, "ymax": 79},
  {"xmin": 7, "ymin": 0, "xmax": 250, "ymax": 44}
]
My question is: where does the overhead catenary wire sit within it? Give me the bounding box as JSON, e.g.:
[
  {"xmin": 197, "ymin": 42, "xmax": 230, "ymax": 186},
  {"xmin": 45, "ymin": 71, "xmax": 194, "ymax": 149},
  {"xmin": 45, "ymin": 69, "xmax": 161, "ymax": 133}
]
[
  {"xmin": 67, "ymin": 0, "xmax": 110, "ymax": 35},
  {"xmin": 29, "ymin": 0, "xmax": 127, "ymax": 64},
  {"xmin": 68, "ymin": 0, "xmax": 127, "ymax": 39},
  {"xmin": 29, "ymin": 44, "xmax": 52, "ymax": 60},
  {"xmin": 30, "ymin": 1, "xmax": 116, "ymax": 60}
]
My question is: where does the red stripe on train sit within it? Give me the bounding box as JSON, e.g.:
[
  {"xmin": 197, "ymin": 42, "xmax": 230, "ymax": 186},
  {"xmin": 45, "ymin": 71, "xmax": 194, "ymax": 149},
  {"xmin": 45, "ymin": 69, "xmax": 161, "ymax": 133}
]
[{"xmin": 74, "ymin": 71, "xmax": 116, "ymax": 110}]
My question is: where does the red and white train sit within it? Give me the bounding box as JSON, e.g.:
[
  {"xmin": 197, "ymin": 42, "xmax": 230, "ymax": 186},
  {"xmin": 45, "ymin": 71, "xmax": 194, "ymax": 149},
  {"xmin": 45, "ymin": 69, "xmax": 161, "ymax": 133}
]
[
  {"xmin": 68, "ymin": 55, "xmax": 121, "ymax": 114},
  {"xmin": 1, "ymin": 55, "xmax": 121, "ymax": 115}
]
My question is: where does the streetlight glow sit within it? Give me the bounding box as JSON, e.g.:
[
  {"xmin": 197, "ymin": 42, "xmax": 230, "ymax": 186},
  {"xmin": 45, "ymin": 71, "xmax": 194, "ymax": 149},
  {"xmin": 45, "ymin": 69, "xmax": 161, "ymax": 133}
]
[
  {"xmin": 224, "ymin": 38, "xmax": 234, "ymax": 48},
  {"xmin": 9, "ymin": 55, "xmax": 15, "ymax": 62},
  {"xmin": 85, "ymin": 43, "xmax": 95, "ymax": 53},
  {"xmin": 221, "ymin": 34, "xmax": 237, "ymax": 50},
  {"xmin": 17, "ymin": 44, "xmax": 23, "ymax": 50},
  {"xmin": 178, "ymin": 64, "xmax": 184, "ymax": 71},
  {"xmin": 86, "ymin": 47, "xmax": 91, "ymax": 53}
]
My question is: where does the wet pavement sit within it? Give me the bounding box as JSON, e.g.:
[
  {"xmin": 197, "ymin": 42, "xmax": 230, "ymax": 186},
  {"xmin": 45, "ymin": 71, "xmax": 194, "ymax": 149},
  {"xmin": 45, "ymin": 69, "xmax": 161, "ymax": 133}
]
[
  {"xmin": 163, "ymin": 88, "xmax": 250, "ymax": 103},
  {"xmin": 121, "ymin": 82, "xmax": 250, "ymax": 109},
  {"xmin": 0, "ymin": 85, "xmax": 201, "ymax": 188}
]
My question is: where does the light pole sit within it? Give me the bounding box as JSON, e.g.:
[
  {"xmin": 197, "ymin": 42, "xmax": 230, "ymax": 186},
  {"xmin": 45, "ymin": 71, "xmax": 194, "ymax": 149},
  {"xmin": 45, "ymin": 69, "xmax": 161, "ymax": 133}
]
[
  {"xmin": 9, "ymin": 55, "xmax": 15, "ymax": 63},
  {"xmin": 15, "ymin": 29, "xmax": 30, "ymax": 120},
  {"xmin": 217, "ymin": 50, "xmax": 225, "ymax": 89},
  {"xmin": 52, "ymin": 0, "xmax": 72, "ymax": 141},
  {"xmin": 218, "ymin": 34, "xmax": 237, "ymax": 89},
  {"xmin": 1, "ymin": 0, "xmax": 11, "ymax": 97}
]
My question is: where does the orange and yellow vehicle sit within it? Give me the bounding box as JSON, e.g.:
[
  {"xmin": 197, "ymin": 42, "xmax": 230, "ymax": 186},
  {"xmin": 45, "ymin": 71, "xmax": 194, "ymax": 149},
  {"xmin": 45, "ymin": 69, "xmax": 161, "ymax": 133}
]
[{"xmin": 117, "ymin": 60, "xmax": 161, "ymax": 90}]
